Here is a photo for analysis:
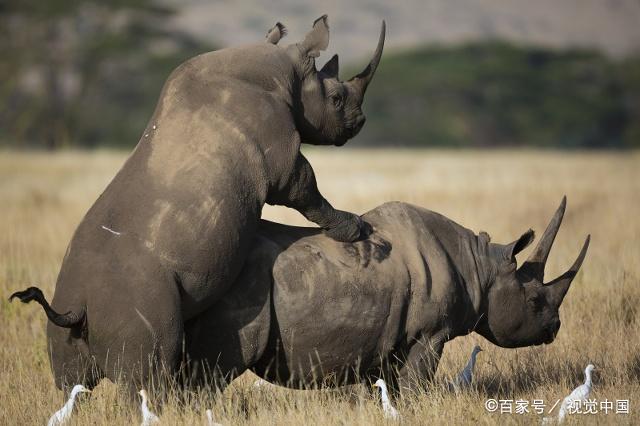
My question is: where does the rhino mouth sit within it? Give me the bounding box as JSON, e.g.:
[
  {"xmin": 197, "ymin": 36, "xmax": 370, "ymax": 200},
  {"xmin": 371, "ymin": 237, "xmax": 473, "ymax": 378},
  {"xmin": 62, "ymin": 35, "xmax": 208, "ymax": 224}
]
[
  {"xmin": 334, "ymin": 136, "xmax": 349, "ymax": 146},
  {"xmin": 337, "ymin": 116, "xmax": 366, "ymax": 145},
  {"xmin": 542, "ymin": 327, "xmax": 559, "ymax": 344},
  {"xmin": 337, "ymin": 130, "xmax": 359, "ymax": 145}
]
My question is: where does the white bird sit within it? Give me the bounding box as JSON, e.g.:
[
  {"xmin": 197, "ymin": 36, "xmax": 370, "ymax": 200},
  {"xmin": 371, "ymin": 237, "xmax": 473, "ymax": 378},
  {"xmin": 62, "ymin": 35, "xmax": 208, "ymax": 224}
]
[
  {"xmin": 205, "ymin": 408, "xmax": 223, "ymax": 426},
  {"xmin": 47, "ymin": 384, "xmax": 91, "ymax": 426},
  {"xmin": 138, "ymin": 389, "xmax": 160, "ymax": 426},
  {"xmin": 556, "ymin": 364, "xmax": 596, "ymax": 423},
  {"xmin": 449, "ymin": 345, "xmax": 483, "ymax": 391},
  {"xmin": 372, "ymin": 379, "xmax": 400, "ymax": 420}
]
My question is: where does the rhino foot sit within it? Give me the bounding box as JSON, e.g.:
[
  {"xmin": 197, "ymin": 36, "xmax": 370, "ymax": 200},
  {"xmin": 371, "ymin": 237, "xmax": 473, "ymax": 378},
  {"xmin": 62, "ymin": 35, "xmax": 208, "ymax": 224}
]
[{"xmin": 324, "ymin": 212, "xmax": 371, "ymax": 242}]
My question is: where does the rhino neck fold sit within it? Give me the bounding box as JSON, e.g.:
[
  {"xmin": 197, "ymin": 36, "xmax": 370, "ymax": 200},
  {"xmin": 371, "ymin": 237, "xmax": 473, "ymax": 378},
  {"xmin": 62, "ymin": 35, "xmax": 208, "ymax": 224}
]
[
  {"xmin": 407, "ymin": 204, "xmax": 495, "ymax": 336},
  {"xmin": 456, "ymin": 231, "xmax": 496, "ymax": 333}
]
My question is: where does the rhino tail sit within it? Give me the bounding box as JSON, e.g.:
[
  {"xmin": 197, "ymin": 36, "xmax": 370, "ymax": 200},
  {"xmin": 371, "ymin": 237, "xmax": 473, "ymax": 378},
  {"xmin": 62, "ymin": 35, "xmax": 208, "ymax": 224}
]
[{"xmin": 9, "ymin": 286, "xmax": 85, "ymax": 328}]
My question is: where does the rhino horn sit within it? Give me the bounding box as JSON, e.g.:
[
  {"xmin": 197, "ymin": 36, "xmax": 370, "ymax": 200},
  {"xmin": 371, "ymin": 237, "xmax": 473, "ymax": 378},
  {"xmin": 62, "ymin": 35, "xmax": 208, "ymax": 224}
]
[
  {"xmin": 544, "ymin": 235, "xmax": 590, "ymax": 306},
  {"xmin": 348, "ymin": 21, "xmax": 386, "ymax": 100},
  {"xmin": 518, "ymin": 196, "xmax": 567, "ymax": 281}
]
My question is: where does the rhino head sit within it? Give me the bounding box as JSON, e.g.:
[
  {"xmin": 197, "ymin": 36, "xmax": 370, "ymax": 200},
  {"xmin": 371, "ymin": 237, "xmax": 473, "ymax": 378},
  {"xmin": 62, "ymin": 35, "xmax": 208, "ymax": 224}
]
[
  {"xmin": 476, "ymin": 197, "xmax": 590, "ymax": 348},
  {"xmin": 286, "ymin": 15, "xmax": 385, "ymax": 146}
]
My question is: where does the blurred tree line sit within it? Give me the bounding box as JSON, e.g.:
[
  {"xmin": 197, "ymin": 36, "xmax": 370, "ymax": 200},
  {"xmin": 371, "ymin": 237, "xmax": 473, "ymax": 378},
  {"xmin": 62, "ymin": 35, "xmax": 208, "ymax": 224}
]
[
  {"xmin": 1, "ymin": 2, "xmax": 638, "ymax": 149},
  {"xmin": 357, "ymin": 42, "xmax": 640, "ymax": 148},
  {"xmin": 0, "ymin": 0, "xmax": 212, "ymax": 149}
]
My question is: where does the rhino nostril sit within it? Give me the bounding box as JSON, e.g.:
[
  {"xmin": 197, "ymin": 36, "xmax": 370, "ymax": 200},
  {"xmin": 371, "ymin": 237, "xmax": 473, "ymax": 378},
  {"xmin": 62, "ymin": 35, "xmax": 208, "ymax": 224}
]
[{"xmin": 355, "ymin": 116, "xmax": 366, "ymax": 131}]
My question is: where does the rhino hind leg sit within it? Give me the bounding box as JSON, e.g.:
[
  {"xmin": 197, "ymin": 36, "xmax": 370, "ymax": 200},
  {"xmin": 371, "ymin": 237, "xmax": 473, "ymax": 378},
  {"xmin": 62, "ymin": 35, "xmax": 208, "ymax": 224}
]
[
  {"xmin": 47, "ymin": 321, "xmax": 102, "ymax": 392},
  {"xmin": 88, "ymin": 272, "xmax": 184, "ymax": 400}
]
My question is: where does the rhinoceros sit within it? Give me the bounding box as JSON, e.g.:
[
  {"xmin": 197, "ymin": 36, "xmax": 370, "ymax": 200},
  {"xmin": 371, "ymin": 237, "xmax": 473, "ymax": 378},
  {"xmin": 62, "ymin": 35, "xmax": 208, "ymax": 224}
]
[
  {"xmin": 183, "ymin": 197, "xmax": 589, "ymax": 393},
  {"xmin": 9, "ymin": 16, "xmax": 386, "ymax": 392}
]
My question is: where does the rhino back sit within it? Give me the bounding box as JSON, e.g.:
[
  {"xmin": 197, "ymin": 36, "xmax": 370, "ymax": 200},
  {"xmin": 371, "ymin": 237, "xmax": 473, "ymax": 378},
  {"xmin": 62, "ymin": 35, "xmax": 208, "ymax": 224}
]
[{"xmin": 261, "ymin": 207, "xmax": 410, "ymax": 378}]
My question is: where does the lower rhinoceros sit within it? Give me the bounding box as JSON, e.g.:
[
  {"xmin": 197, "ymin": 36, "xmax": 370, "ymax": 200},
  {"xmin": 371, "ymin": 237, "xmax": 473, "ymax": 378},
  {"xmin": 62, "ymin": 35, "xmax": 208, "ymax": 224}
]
[{"xmin": 184, "ymin": 197, "xmax": 589, "ymax": 393}]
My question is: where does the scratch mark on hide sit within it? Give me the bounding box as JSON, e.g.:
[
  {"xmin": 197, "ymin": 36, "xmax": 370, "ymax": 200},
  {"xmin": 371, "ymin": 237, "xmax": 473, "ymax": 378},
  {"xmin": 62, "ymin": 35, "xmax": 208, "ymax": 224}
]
[
  {"xmin": 101, "ymin": 225, "xmax": 122, "ymax": 236},
  {"xmin": 135, "ymin": 308, "xmax": 156, "ymax": 340}
]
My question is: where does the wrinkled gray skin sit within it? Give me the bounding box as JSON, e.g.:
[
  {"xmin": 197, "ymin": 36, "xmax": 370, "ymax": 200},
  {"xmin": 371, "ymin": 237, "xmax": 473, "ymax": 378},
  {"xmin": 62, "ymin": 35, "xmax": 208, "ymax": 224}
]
[
  {"xmin": 185, "ymin": 198, "xmax": 589, "ymax": 394},
  {"xmin": 39, "ymin": 16, "xmax": 386, "ymax": 391}
]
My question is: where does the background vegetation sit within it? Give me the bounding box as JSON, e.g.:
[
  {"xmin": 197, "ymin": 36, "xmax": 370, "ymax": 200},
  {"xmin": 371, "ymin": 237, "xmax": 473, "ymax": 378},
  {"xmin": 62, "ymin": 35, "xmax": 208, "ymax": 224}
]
[
  {"xmin": 0, "ymin": 0, "xmax": 212, "ymax": 149},
  {"xmin": 1, "ymin": 2, "xmax": 639, "ymax": 149},
  {"xmin": 357, "ymin": 44, "xmax": 640, "ymax": 148}
]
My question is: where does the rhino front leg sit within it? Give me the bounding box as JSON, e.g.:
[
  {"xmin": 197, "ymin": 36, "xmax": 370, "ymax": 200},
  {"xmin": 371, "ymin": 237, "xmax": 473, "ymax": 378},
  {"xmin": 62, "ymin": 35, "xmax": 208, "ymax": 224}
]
[
  {"xmin": 395, "ymin": 335, "xmax": 445, "ymax": 396},
  {"xmin": 270, "ymin": 153, "xmax": 370, "ymax": 242}
]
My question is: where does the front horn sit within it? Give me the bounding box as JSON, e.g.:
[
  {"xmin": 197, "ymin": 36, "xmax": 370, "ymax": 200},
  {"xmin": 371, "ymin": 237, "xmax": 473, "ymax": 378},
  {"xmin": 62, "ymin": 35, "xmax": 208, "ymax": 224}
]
[
  {"xmin": 348, "ymin": 21, "xmax": 386, "ymax": 98},
  {"xmin": 518, "ymin": 196, "xmax": 567, "ymax": 282},
  {"xmin": 544, "ymin": 235, "xmax": 590, "ymax": 305}
]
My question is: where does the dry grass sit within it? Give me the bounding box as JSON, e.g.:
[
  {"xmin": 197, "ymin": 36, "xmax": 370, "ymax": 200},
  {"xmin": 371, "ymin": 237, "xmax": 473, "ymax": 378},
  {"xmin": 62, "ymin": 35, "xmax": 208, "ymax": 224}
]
[{"xmin": 0, "ymin": 148, "xmax": 638, "ymax": 425}]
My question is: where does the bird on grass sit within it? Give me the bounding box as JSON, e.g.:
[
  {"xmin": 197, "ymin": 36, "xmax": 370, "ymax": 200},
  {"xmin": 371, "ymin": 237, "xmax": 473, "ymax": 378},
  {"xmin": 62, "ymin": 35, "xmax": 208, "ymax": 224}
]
[
  {"xmin": 449, "ymin": 345, "xmax": 482, "ymax": 392},
  {"xmin": 556, "ymin": 364, "xmax": 596, "ymax": 423},
  {"xmin": 138, "ymin": 389, "xmax": 160, "ymax": 426},
  {"xmin": 206, "ymin": 408, "xmax": 223, "ymax": 426},
  {"xmin": 47, "ymin": 384, "xmax": 91, "ymax": 426},
  {"xmin": 372, "ymin": 379, "xmax": 400, "ymax": 420}
]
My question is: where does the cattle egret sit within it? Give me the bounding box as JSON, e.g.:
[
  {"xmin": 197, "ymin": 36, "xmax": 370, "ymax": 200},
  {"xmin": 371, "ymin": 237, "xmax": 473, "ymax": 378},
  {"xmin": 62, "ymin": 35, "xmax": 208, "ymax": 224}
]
[
  {"xmin": 206, "ymin": 409, "xmax": 223, "ymax": 426},
  {"xmin": 47, "ymin": 384, "xmax": 91, "ymax": 426},
  {"xmin": 556, "ymin": 364, "xmax": 596, "ymax": 423},
  {"xmin": 448, "ymin": 345, "xmax": 482, "ymax": 392},
  {"xmin": 372, "ymin": 379, "xmax": 400, "ymax": 420},
  {"xmin": 138, "ymin": 389, "xmax": 160, "ymax": 425}
]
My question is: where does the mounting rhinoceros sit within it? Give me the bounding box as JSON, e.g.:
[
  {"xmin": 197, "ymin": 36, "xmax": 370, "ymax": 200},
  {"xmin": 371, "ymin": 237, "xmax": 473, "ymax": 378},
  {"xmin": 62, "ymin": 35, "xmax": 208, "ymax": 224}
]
[
  {"xmin": 182, "ymin": 197, "xmax": 589, "ymax": 393},
  {"xmin": 9, "ymin": 16, "xmax": 385, "ymax": 392}
]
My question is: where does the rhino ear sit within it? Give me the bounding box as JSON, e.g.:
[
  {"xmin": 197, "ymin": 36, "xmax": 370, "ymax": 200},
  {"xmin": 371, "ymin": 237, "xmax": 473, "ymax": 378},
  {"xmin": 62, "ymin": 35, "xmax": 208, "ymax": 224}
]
[
  {"xmin": 505, "ymin": 229, "xmax": 535, "ymax": 261},
  {"xmin": 320, "ymin": 54, "xmax": 339, "ymax": 78},
  {"xmin": 300, "ymin": 15, "xmax": 330, "ymax": 58},
  {"xmin": 266, "ymin": 22, "xmax": 287, "ymax": 45}
]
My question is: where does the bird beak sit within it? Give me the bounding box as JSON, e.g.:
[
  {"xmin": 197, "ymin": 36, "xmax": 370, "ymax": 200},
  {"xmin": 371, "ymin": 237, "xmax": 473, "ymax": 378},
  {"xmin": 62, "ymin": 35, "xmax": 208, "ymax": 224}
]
[{"xmin": 372, "ymin": 384, "xmax": 378, "ymax": 389}]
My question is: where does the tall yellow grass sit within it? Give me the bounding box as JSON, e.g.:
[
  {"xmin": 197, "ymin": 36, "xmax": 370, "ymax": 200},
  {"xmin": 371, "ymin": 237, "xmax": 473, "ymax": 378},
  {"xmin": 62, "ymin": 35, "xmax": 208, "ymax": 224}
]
[{"xmin": 1, "ymin": 149, "xmax": 638, "ymax": 425}]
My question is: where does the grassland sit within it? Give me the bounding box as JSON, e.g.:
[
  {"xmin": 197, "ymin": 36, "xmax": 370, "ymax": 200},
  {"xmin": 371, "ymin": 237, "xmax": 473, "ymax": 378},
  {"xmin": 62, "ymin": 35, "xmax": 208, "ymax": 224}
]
[{"xmin": 0, "ymin": 149, "xmax": 638, "ymax": 425}]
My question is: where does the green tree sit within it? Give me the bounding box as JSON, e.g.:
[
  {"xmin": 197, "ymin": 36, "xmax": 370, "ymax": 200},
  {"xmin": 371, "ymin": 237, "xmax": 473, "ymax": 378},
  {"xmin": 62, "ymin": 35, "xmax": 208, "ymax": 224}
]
[
  {"xmin": 0, "ymin": 0, "xmax": 212, "ymax": 149},
  {"xmin": 355, "ymin": 42, "xmax": 638, "ymax": 148}
]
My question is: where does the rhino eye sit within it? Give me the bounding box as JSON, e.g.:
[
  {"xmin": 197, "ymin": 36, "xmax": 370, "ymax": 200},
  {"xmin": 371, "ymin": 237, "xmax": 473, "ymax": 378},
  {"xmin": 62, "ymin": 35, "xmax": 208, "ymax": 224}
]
[
  {"xmin": 527, "ymin": 295, "xmax": 544, "ymax": 311},
  {"xmin": 331, "ymin": 94, "xmax": 344, "ymax": 109}
]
